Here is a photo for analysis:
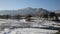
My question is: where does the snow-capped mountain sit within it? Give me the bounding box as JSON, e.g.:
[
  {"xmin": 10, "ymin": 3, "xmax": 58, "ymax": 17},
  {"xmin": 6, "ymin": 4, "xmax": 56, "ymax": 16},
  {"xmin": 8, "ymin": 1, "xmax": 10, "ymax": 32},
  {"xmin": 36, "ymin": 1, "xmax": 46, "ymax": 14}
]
[
  {"xmin": 0, "ymin": 7, "xmax": 49, "ymax": 16},
  {"xmin": 54, "ymin": 10, "xmax": 60, "ymax": 14}
]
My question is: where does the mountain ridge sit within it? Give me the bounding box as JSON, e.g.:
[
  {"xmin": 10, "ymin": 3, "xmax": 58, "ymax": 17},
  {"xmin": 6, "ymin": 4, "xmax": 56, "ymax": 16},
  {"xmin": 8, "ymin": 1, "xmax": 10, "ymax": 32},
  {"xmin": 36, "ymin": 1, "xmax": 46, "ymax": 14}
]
[{"xmin": 0, "ymin": 7, "xmax": 50, "ymax": 16}]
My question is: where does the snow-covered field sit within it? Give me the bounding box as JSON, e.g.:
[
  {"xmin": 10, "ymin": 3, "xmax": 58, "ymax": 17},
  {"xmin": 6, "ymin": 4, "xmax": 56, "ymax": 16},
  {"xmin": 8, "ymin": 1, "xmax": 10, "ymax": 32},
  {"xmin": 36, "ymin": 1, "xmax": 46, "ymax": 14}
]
[
  {"xmin": 0, "ymin": 28, "xmax": 57, "ymax": 34},
  {"xmin": 0, "ymin": 18, "xmax": 60, "ymax": 34}
]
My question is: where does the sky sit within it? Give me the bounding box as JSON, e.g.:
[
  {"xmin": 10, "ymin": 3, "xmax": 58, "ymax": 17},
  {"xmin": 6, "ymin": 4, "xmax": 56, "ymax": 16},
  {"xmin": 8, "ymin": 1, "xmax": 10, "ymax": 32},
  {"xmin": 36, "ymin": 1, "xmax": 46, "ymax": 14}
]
[{"xmin": 0, "ymin": 0, "xmax": 60, "ymax": 10}]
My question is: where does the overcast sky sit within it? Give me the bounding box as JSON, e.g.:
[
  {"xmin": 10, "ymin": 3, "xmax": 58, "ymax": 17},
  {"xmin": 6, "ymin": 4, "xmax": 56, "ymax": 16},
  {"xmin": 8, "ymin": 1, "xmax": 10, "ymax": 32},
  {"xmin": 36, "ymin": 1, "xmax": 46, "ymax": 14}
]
[{"xmin": 0, "ymin": 0, "xmax": 60, "ymax": 10}]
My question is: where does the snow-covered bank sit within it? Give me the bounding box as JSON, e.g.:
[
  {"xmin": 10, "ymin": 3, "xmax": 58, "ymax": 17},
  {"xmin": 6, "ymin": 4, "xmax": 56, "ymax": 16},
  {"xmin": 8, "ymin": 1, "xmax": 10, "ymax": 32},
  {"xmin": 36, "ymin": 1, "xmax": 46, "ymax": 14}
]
[
  {"xmin": 0, "ymin": 18, "xmax": 60, "ymax": 30},
  {"xmin": 0, "ymin": 18, "xmax": 60, "ymax": 34},
  {"xmin": 0, "ymin": 28, "xmax": 57, "ymax": 34}
]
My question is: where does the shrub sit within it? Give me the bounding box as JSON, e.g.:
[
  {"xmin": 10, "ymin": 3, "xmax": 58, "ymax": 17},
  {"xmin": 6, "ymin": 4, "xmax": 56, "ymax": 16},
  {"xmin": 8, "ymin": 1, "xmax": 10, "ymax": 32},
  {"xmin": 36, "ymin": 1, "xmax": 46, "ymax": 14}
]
[{"xmin": 55, "ymin": 30, "xmax": 60, "ymax": 34}]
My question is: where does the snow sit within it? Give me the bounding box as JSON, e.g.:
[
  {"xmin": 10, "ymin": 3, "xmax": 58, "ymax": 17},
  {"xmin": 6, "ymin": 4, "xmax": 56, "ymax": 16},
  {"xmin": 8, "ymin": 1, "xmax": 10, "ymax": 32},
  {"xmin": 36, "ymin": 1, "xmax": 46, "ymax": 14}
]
[
  {"xmin": 0, "ymin": 18, "xmax": 60, "ymax": 34},
  {"xmin": 0, "ymin": 18, "xmax": 60, "ymax": 28},
  {"xmin": 0, "ymin": 28, "xmax": 57, "ymax": 34}
]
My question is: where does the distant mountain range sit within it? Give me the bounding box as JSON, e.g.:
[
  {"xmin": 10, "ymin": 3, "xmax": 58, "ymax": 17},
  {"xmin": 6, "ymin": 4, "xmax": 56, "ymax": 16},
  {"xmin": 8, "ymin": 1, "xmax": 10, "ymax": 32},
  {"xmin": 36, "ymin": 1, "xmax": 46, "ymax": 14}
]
[
  {"xmin": 54, "ymin": 10, "xmax": 60, "ymax": 14},
  {"xmin": 0, "ymin": 7, "xmax": 59, "ymax": 16}
]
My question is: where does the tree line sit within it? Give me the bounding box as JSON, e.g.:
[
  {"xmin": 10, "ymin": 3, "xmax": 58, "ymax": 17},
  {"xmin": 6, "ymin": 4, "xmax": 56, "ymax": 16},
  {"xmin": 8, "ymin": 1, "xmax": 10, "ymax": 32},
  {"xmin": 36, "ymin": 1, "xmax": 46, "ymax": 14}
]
[
  {"xmin": 0, "ymin": 15, "xmax": 20, "ymax": 20},
  {"xmin": 43, "ymin": 12, "xmax": 59, "ymax": 21},
  {"xmin": 0, "ymin": 12, "xmax": 59, "ymax": 21}
]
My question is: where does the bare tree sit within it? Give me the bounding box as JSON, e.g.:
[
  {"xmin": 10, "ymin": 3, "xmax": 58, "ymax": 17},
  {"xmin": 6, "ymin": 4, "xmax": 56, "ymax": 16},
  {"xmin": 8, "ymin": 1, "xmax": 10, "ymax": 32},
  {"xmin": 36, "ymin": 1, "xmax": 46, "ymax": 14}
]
[
  {"xmin": 48, "ymin": 12, "xmax": 59, "ymax": 20},
  {"xmin": 14, "ymin": 15, "xmax": 20, "ymax": 20},
  {"xmin": 25, "ymin": 15, "xmax": 32, "ymax": 21}
]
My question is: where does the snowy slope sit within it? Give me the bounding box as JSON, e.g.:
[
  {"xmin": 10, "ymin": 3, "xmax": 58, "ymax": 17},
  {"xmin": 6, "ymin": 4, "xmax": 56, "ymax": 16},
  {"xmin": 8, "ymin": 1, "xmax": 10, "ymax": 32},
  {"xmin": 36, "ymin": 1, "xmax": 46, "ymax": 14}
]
[
  {"xmin": 0, "ymin": 18, "xmax": 60, "ymax": 34},
  {"xmin": 0, "ymin": 28, "xmax": 57, "ymax": 34},
  {"xmin": 0, "ymin": 18, "xmax": 60, "ymax": 29}
]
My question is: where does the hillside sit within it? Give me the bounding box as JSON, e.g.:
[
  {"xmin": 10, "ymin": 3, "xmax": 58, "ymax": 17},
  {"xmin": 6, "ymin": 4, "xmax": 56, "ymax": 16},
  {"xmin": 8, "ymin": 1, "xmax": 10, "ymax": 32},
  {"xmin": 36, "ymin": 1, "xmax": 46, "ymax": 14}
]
[{"xmin": 0, "ymin": 7, "xmax": 49, "ymax": 16}]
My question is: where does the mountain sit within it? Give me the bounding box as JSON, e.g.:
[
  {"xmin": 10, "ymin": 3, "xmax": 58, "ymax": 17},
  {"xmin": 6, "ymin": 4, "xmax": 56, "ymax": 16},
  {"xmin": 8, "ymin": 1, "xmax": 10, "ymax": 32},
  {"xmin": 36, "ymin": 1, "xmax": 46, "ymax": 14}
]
[
  {"xmin": 0, "ymin": 7, "xmax": 50, "ymax": 16},
  {"xmin": 54, "ymin": 10, "xmax": 60, "ymax": 14}
]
